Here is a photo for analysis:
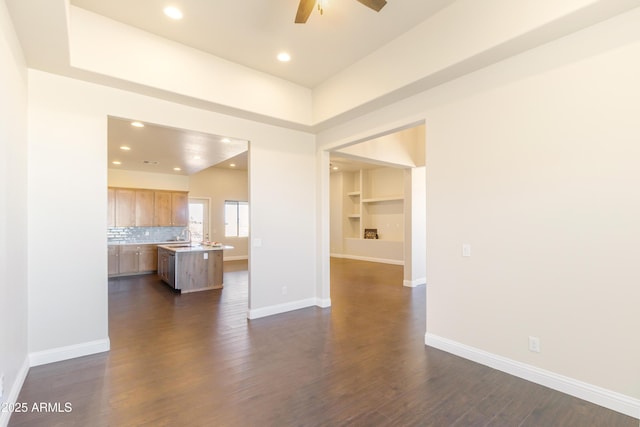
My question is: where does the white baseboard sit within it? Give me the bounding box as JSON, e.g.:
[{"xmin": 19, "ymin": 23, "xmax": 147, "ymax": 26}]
[
  {"xmin": 425, "ymin": 333, "xmax": 640, "ymax": 420},
  {"xmin": 29, "ymin": 338, "xmax": 110, "ymax": 367},
  {"xmin": 0, "ymin": 357, "xmax": 29, "ymax": 427},
  {"xmin": 315, "ymin": 297, "xmax": 332, "ymax": 308},
  {"xmin": 330, "ymin": 253, "xmax": 404, "ymax": 266},
  {"xmin": 403, "ymin": 277, "xmax": 426, "ymax": 287},
  {"xmin": 248, "ymin": 297, "xmax": 331, "ymax": 319}
]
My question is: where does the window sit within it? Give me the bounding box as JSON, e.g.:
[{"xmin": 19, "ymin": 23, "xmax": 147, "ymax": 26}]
[{"xmin": 225, "ymin": 201, "xmax": 249, "ymax": 237}]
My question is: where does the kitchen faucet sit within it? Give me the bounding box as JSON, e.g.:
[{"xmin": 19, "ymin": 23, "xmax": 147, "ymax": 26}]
[{"xmin": 180, "ymin": 229, "xmax": 192, "ymax": 243}]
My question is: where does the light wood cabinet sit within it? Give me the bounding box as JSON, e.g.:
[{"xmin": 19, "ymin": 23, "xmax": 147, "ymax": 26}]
[
  {"xmin": 118, "ymin": 245, "xmax": 139, "ymax": 275},
  {"xmin": 135, "ymin": 190, "xmax": 155, "ymax": 227},
  {"xmin": 157, "ymin": 247, "xmax": 223, "ymax": 292},
  {"xmin": 108, "ymin": 187, "xmax": 189, "ymax": 227},
  {"xmin": 138, "ymin": 245, "xmax": 158, "ymax": 272},
  {"xmin": 115, "ymin": 188, "xmax": 136, "ymax": 227},
  {"xmin": 154, "ymin": 190, "xmax": 189, "ymax": 226},
  {"xmin": 108, "ymin": 245, "xmax": 119, "ymax": 275},
  {"xmin": 109, "ymin": 244, "xmax": 158, "ymax": 277},
  {"xmin": 107, "ymin": 188, "xmax": 116, "ymax": 227},
  {"xmin": 172, "ymin": 192, "xmax": 189, "ymax": 226},
  {"xmin": 154, "ymin": 191, "xmax": 172, "ymax": 226},
  {"xmin": 157, "ymin": 247, "xmax": 172, "ymax": 284}
]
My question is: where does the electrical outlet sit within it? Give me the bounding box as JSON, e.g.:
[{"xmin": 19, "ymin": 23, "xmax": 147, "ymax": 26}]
[
  {"xmin": 528, "ymin": 336, "xmax": 541, "ymax": 353},
  {"xmin": 281, "ymin": 286, "xmax": 287, "ymax": 295}
]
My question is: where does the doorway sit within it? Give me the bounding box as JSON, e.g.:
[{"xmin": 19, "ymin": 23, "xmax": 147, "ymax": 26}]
[
  {"xmin": 325, "ymin": 123, "xmax": 427, "ymax": 301},
  {"xmin": 189, "ymin": 198, "xmax": 210, "ymax": 242}
]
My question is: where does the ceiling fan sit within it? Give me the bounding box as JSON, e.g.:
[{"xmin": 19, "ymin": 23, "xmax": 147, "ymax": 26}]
[{"xmin": 295, "ymin": 0, "xmax": 387, "ymax": 24}]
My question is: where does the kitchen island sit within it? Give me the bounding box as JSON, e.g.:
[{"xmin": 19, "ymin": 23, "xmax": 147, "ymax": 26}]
[{"xmin": 157, "ymin": 243, "xmax": 233, "ymax": 293}]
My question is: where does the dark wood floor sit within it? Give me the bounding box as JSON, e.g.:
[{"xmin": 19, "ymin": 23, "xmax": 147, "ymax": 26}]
[{"xmin": 10, "ymin": 258, "xmax": 636, "ymax": 426}]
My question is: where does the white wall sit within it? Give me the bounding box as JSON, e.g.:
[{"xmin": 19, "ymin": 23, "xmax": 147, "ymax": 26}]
[
  {"xmin": 27, "ymin": 69, "xmax": 317, "ymax": 362},
  {"xmin": 189, "ymin": 166, "xmax": 249, "ymax": 259},
  {"xmin": 69, "ymin": 6, "xmax": 312, "ymax": 126},
  {"xmin": 404, "ymin": 167, "xmax": 427, "ymax": 287},
  {"xmin": 329, "ymin": 172, "xmax": 344, "ymax": 254},
  {"xmin": 108, "ymin": 169, "xmax": 190, "ymax": 191},
  {"xmin": 313, "ymin": 0, "xmax": 639, "ymax": 124},
  {"xmin": 0, "ymin": 1, "xmax": 29, "ymax": 423},
  {"xmin": 318, "ymin": 6, "xmax": 640, "ymax": 415},
  {"xmin": 248, "ymin": 134, "xmax": 318, "ymax": 317}
]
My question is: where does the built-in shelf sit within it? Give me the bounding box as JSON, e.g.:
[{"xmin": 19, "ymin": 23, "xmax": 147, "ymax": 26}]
[
  {"xmin": 362, "ymin": 196, "xmax": 404, "ymax": 203},
  {"xmin": 348, "ymin": 214, "xmax": 361, "ymax": 219},
  {"xmin": 347, "ymin": 191, "xmax": 361, "ymax": 197}
]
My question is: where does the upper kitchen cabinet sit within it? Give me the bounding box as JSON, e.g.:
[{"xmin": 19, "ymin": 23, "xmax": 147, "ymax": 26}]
[
  {"xmin": 114, "ymin": 188, "xmax": 136, "ymax": 227},
  {"xmin": 108, "ymin": 187, "xmax": 189, "ymax": 227},
  {"xmin": 171, "ymin": 192, "xmax": 189, "ymax": 226},
  {"xmin": 135, "ymin": 189, "xmax": 155, "ymax": 227},
  {"xmin": 107, "ymin": 188, "xmax": 115, "ymax": 227},
  {"xmin": 154, "ymin": 191, "xmax": 189, "ymax": 226}
]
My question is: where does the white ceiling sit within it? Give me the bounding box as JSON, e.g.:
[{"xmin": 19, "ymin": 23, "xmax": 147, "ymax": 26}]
[
  {"xmin": 69, "ymin": 0, "xmax": 455, "ymax": 88},
  {"xmin": 108, "ymin": 117, "xmax": 248, "ymax": 175},
  {"xmin": 83, "ymin": 0, "xmax": 440, "ymax": 172}
]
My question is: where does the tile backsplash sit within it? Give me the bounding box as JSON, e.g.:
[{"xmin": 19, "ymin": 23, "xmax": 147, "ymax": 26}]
[{"xmin": 108, "ymin": 226, "xmax": 188, "ymax": 244}]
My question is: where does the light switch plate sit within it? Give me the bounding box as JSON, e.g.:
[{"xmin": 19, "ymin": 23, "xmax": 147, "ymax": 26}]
[
  {"xmin": 462, "ymin": 244, "xmax": 471, "ymax": 257},
  {"xmin": 253, "ymin": 238, "xmax": 263, "ymax": 248}
]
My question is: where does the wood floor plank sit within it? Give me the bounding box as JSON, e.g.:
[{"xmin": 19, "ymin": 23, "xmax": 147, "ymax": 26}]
[{"xmin": 9, "ymin": 259, "xmax": 637, "ymax": 426}]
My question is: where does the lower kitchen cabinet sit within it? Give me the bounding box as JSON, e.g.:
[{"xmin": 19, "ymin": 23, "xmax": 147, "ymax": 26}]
[
  {"xmin": 108, "ymin": 245, "xmax": 119, "ymax": 276},
  {"xmin": 108, "ymin": 244, "xmax": 158, "ymax": 277}
]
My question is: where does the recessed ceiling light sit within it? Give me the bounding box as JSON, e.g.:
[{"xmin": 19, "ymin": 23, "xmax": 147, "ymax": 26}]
[
  {"xmin": 221, "ymin": 138, "xmax": 231, "ymax": 143},
  {"xmin": 131, "ymin": 121, "xmax": 144, "ymax": 128},
  {"xmin": 112, "ymin": 161, "xmax": 122, "ymax": 165},
  {"xmin": 332, "ymin": 166, "xmax": 339, "ymax": 171},
  {"xmin": 120, "ymin": 146, "xmax": 131, "ymax": 151},
  {"xmin": 229, "ymin": 163, "xmax": 236, "ymax": 168},
  {"xmin": 173, "ymin": 167, "xmax": 182, "ymax": 171},
  {"xmin": 164, "ymin": 6, "xmax": 183, "ymax": 20},
  {"xmin": 277, "ymin": 52, "xmax": 291, "ymax": 62},
  {"xmin": 193, "ymin": 155, "xmax": 202, "ymax": 160}
]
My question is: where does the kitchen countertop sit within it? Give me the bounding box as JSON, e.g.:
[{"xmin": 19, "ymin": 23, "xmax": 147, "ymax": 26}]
[{"xmin": 157, "ymin": 243, "xmax": 234, "ymax": 253}]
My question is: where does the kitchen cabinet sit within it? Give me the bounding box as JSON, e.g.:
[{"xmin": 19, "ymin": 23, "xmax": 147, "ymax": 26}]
[
  {"xmin": 154, "ymin": 190, "xmax": 189, "ymax": 226},
  {"xmin": 138, "ymin": 244, "xmax": 158, "ymax": 272},
  {"xmin": 108, "ymin": 187, "xmax": 188, "ymax": 227},
  {"xmin": 109, "ymin": 244, "xmax": 158, "ymax": 277},
  {"xmin": 115, "ymin": 188, "xmax": 136, "ymax": 227},
  {"xmin": 135, "ymin": 189, "xmax": 155, "ymax": 227},
  {"xmin": 107, "ymin": 188, "xmax": 115, "ymax": 227},
  {"xmin": 108, "ymin": 245, "xmax": 119, "ymax": 275},
  {"xmin": 157, "ymin": 247, "xmax": 172, "ymax": 284},
  {"xmin": 118, "ymin": 245, "xmax": 139, "ymax": 275},
  {"xmin": 154, "ymin": 191, "xmax": 172, "ymax": 226},
  {"xmin": 172, "ymin": 192, "xmax": 189, "ymax": 226},
  {"xmin": 157, "ymin": 244, "xmax": 229, "ymax": 292}
]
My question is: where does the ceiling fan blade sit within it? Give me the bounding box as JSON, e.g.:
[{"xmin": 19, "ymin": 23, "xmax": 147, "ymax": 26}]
[
  {"xmin": 295, "ymin": 0, "xmax": 316, "ymax": 23},
  {"xmin": 356, "ymin": 0, "xmax": 387, "ymax": 12}
]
